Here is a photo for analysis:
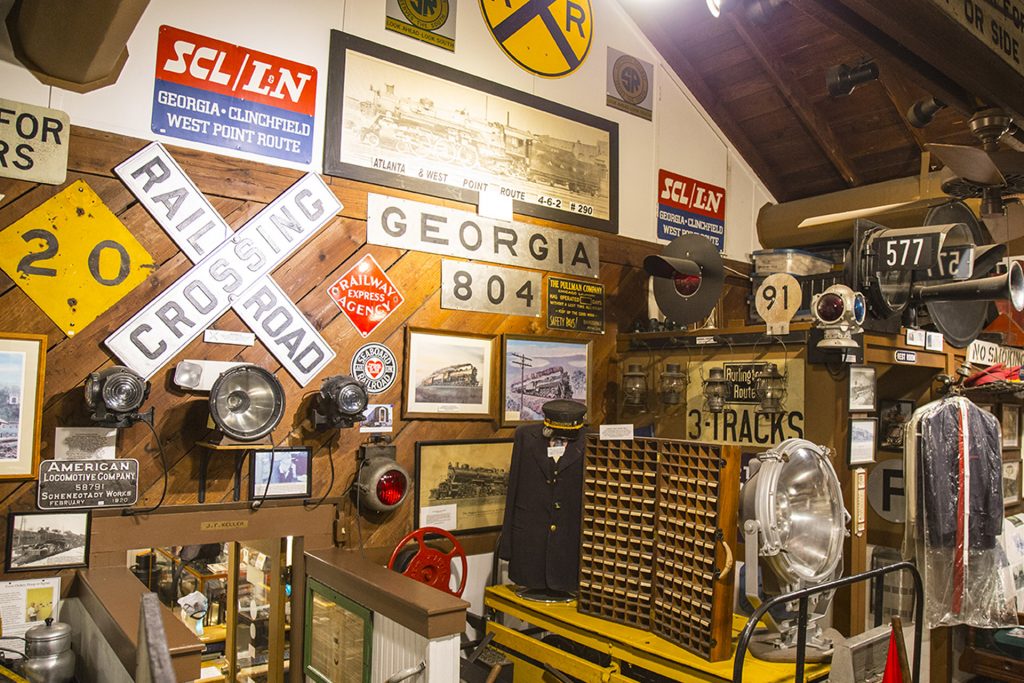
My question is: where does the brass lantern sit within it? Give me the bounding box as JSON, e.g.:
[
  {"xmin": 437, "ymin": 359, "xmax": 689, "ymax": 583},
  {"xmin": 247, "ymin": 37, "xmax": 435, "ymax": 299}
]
[
  {"xmin": 702, "ymin": 366, "xmax": 730, "ymax": 413},
  {"xmin": 622, "ymin": 364, "xmax": 648, "ymax": 407},
  {"xmin": 659, "ymin": 363, "xmax": 686, "ymax": 405},
  {"xmin": 754, "ymin": 362, "xmax": 788, "ymax": 416}
]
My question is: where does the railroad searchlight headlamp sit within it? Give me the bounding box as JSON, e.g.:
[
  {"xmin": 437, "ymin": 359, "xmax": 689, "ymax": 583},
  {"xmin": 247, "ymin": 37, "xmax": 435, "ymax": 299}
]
[
  {"xmin": 741, "ymin": 439, "xmax": 849, "ymax": 657},
  {"xmin": 85, "ymin": 365, "xmax": 153, "ymax": 428},
  {"xmin": 313, "ymin": 375, "xmax": 369, "ymax": 430}
]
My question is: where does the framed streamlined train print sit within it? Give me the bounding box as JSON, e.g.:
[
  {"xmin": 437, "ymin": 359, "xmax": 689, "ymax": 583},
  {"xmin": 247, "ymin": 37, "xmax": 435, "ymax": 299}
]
[
  {"xmin": 403, "ymin": 328, "xmax": 496, "ymax": 419},
  {"xmin": 501, "ymin": 335, "xmax": 590, "ymax": 426},
  {"xmin": 323, "ymin": 31, "xmax": 619, "ymax": 234}
]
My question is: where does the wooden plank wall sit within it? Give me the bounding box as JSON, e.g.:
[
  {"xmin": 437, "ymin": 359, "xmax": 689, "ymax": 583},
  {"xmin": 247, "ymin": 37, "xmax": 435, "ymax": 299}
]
[{"xmin": 0, "ymin": 126, "xmax": 751, "ymax": 584}]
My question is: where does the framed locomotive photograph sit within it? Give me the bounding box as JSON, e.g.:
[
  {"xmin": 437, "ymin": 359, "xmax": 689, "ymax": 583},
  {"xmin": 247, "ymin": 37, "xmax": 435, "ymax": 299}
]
[
  {"xmin": 323, "ymin": 31, "xmax": 619, "ymax": 234},
  {"xmin": 6, "ymin": 511, "xmax": 90, "ymax": 572},
  {"xmin": 501, "ymin": 335, "xmax": 590, "ymax": 426},
  {"xmin": 403, "ymin": 328, "xmax": 496, "ymax": 420},
  {"xmin": 415, "ymin": 439, "xmax": 514, "ymax": 535},
  {"xmin": 1004, "ymin": 459, "xmax": 1021, "ymax": 508}
]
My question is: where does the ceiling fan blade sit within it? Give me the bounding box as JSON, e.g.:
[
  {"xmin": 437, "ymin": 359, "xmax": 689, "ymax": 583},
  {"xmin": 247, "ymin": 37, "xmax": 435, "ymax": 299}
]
[{"xmin": 926, "ymin": 143, "xmax": 1006, "ymax": 187}]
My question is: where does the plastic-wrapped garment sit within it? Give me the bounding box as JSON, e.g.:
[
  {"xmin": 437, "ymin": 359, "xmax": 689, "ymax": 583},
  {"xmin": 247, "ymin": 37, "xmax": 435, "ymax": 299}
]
[{"xmin": 904, "ymin": 395, "xmax": 1017, "ymax": 629}]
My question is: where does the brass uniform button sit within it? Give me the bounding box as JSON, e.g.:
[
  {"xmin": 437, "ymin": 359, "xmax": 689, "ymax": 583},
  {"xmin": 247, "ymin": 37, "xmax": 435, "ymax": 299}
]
[{"xmin": 549, "ymin": 524, "xmax": 557, "ymax": 532}]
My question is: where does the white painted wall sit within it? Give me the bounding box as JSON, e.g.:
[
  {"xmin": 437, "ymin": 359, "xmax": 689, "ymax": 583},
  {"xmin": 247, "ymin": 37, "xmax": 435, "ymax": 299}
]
[{"xmin": 0, "ymin": 0, "xmax": 771, "ymax": 257}]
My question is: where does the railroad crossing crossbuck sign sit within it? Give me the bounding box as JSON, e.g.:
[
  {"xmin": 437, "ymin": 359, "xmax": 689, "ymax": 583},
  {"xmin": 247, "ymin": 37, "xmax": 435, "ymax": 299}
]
[
  {"xmin": 480, "ymin": 0, "xmax": 593, "ymax": 78},
  {"xmin": 105, "ymin": 142, "xmax": 341, "ymax": 385}
]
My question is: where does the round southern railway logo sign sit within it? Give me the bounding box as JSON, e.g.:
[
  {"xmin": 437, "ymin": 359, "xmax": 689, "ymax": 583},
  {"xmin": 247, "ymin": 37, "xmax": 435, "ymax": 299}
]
[
  {"xmin": 612, "ymin": 54, "xmax": 648, "ymax": 105},
  {"xmin": 399, "ymin": 0, "xmax": 450, "ymax": 30},
  {"xmin": 352, "ymin": 343, "xmax": 398, "ymax": 394},
  {"xmin": 479, "ymin": 0, "xmax": 594, "ymax": 78}
]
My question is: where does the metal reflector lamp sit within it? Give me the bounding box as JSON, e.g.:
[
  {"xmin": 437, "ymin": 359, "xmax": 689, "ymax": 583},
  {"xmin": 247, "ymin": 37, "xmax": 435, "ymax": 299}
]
[
  {"xmin": 208, "ymin": 365, "xmax": 285, "ymax": 442},
  {"xmin": 741, "ymin": 439, "xmax": 850, "ymax": 657},
  {"xmin": 313, "ymin": 375, "xmax": 369, "ymax": 429},
  {"xmin": 356, "ymin": 441, "xmax": 409, "ymax": 513},
  {"xmin": 84, "ymin": 365, "xmax": 153, "ymax": 428}
]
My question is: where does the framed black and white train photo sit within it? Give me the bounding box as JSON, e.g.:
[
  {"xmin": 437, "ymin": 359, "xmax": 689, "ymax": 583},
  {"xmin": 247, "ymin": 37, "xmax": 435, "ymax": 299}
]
[
  {"xmin": 403, "ymin": 328, "xmax": 496, "ymax": 420},
  {"xmin": 324, "ymin": 31, "xmax": 619, "ymax": 234}
]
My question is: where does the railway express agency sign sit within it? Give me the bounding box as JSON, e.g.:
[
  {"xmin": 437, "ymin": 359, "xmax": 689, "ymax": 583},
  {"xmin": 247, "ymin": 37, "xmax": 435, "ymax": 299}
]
[
  {"xmin": 684, "ymin": 360, "xmax": 805, "ymax": 447},
  {"xmin": 480, "ymin": 0, "xmax": 593, "ymax": 78},
  {"xmin": 367, "ymin": 194, "xmax": 599, "ymax": 278}
]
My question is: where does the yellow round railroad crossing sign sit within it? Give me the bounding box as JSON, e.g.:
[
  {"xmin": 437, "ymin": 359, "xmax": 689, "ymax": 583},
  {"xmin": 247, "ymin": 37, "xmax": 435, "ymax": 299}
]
[{"xmin": 479, "ymin": 0, "xmax": 593, "ymax": 78}]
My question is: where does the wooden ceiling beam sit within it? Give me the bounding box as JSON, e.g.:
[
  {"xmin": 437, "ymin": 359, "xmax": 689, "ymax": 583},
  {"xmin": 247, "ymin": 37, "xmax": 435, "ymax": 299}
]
[
  {"xmin": 729, "ymin": 13, "xmax": 863, "ymax": 187},
  {"xmin": 629, "ymin": 16, "xmax": 790, "ymax": 200},
  {"xmin": 875, "ymin": 63, "xmax": 930, "ymax": 152},
  {"xmin": 785, "ymin": 0, "xmax": 978, "ymax": 116}
]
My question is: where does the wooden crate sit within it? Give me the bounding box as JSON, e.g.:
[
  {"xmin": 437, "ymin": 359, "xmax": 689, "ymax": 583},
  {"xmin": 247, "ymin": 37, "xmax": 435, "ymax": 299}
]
[{"xmin": 578, "ymin": 436, "xmax": 739, "ymax": 661}]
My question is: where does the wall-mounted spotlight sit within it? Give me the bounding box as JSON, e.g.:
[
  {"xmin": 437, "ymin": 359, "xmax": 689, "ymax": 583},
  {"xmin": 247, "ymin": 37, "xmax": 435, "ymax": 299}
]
[
  {"xmin": 811, "ymin": 284, "xmax": 865, "ymax": 349},
  {"xmin": 622, "ymin": 364, "xmax": 648, "ymax": 407},
  {"xmin": 907, "ymin": 97, "xmax": 946, "ymax": 129},
  {"xmin": 173, "ymin": 359, "xmax": 245, "ymax": 391},
  {"xmin": 313, "ymin": 375, "xmax": 369, "ymax": 430},
  {"xmin": 659, "ymin": 363, "xmax": 687, "ymax": 405},
  {"xmin": 356, "ymin": 440, "xmax": 409, "ymax": 513},
  {"xmin": 754, "ymin": 362, "xmax": 787, "ymax": 415},
  {"xmin": 702, "ymin": 366, "xmax": 730, "ymax": 414},
  {"xmin": 85, "ymin": 365, "xmax": 153, "ymax": 428},
  {"xmin": 826, "ymin": 61, "xmax": 879, "ymax": 98},
  {"xmin": 209, "ymin": 365, "xmax": 285, "ymax": 442}
]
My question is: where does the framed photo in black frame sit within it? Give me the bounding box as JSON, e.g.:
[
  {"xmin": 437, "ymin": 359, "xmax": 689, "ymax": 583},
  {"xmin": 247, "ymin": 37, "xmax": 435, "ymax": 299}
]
[
  {"xmin": 323, "ymin": 31, "xmax": 619, "ymax": 234},
  {"xmin": 848, "ymin": 365, "xmax": 877, "ymax": 412},
  {"xmin": 249, "ymin": 447, "xmax": 313, "ymax": 501},
  {"xmin": 6, "ymin": 510, "xmax": 90, "ymax": 572},
  {"xmin": 414, "ymin": 439, "xmax": 513, "ymax": 535}
]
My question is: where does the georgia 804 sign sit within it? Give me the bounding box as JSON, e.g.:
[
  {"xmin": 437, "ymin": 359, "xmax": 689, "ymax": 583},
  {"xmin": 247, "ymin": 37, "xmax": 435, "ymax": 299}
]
[{"xmin": 480, "ymin": 0, "xmax": 593, "ymax": 78}]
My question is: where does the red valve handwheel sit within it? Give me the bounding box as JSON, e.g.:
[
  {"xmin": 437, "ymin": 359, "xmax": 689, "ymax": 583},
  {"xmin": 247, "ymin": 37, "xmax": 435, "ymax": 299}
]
[{"xmin": 387, "ymin": 526, "xmax": 468, "ymax": 597}]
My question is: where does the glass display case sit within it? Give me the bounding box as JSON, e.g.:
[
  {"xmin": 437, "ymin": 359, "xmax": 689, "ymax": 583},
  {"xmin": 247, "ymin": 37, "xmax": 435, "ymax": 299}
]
[{"xmin": 304, "ymin": 578, "xmax": 372, "ymax": 683}]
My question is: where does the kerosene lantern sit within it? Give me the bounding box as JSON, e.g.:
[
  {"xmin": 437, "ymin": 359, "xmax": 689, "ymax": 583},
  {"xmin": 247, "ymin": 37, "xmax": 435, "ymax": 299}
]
[
  {"xmin": 702, "ymin": 366, "xmax": 730, "ymax": 413},
  {"xmin": 659, "ymin": 363, "xmax": 686, "ymax": 405},
  {"xmin": 754, "ymin": 362, "xmax": 788, "ymax": 415},
  {"xmin": 622, "ymin": 364, "xmax": 649, "ymax": 407}
]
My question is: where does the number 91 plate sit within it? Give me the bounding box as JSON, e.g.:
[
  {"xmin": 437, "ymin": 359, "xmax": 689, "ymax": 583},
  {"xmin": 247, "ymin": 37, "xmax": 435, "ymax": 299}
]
[{"xmin": 440, "ymin": 260, "xmax": 541, "ymax": 318}]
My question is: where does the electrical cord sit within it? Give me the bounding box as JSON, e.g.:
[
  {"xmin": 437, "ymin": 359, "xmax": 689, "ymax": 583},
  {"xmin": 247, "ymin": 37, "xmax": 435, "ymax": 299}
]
[
  {"xmin": 303, "ymin": 440, "xmax": 335, "ymax": 510},
  {"xmin": 123, "ymin": 419, "xmax": 168, "ymax": 516},
  {"xmin": 251, "ymin": 449, "xmax": 275, "ymax": 510}
]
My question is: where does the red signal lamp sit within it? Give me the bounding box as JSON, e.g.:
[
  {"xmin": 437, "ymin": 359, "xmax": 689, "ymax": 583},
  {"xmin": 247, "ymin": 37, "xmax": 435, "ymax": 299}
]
[{"xmin": 356, "ymin": 441, "xmax": 409, "ymax": 513}]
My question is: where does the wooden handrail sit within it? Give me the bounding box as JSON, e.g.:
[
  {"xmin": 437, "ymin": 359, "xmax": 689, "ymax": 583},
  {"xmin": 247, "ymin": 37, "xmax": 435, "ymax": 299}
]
[
  {"xmin": 304, "ymin": 548, "xmax": 469, "ymax": 640},
  {"xmin": 73, "ymin": 567, "xmax": 202, "ymax": 682}
]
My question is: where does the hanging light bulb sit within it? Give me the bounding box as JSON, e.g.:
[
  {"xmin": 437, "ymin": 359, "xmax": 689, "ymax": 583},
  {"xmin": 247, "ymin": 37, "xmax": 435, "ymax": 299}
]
[
  {"xmin": 702, "ymin": 366, "xmax": 730, "ymax": 414},
  {"xmin": 754, "ymin": 362, "xmax": 788, "ymax": 416},
  {"xmin": 622, "ymin": 364, "xmax": 648, "ymax": 407},
  {"xmin": 659, "ymin": 363, "xmax": 686, "ymax": 405}
]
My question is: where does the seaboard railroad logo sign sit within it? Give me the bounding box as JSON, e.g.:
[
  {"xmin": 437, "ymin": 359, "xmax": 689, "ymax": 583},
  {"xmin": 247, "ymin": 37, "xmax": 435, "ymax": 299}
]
[
  {"xmin": 479, "ymin": 0, "xmax": 593, "ymax": 78},
  {"xmin": 351, "ymin": 343, "xmax": 399, "ymax": 394}
]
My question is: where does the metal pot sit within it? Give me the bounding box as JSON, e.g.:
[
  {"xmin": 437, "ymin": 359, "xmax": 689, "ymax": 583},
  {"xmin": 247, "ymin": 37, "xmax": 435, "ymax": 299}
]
[{"xmin": 23, "ymin": 618, "xmax": 74, "ymax": 683}]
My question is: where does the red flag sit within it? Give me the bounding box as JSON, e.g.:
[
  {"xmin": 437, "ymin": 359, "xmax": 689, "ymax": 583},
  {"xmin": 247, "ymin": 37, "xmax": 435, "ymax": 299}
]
[{"xmin": 881, "ymin": 624, "xmax": 904, "ymax": 683}]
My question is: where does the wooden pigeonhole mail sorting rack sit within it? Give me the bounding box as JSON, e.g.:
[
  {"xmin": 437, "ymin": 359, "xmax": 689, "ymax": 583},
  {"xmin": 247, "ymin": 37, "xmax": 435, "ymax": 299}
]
[{"xmin": 578, "ymin": 436, "xmax": 740, "ymax": 662}]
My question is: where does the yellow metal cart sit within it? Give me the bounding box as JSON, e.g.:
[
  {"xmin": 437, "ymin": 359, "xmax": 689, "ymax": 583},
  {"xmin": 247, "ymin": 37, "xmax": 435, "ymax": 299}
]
[{"xmin": 485, "ymin": 585, "xmax": 829, "ymax": 682}]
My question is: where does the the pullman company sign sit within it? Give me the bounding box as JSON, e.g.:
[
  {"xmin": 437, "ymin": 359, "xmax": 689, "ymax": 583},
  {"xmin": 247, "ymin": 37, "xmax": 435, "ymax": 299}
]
[{"xmin": 366, "ymin": 194, "xmax": 599, "ymax": 279}]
